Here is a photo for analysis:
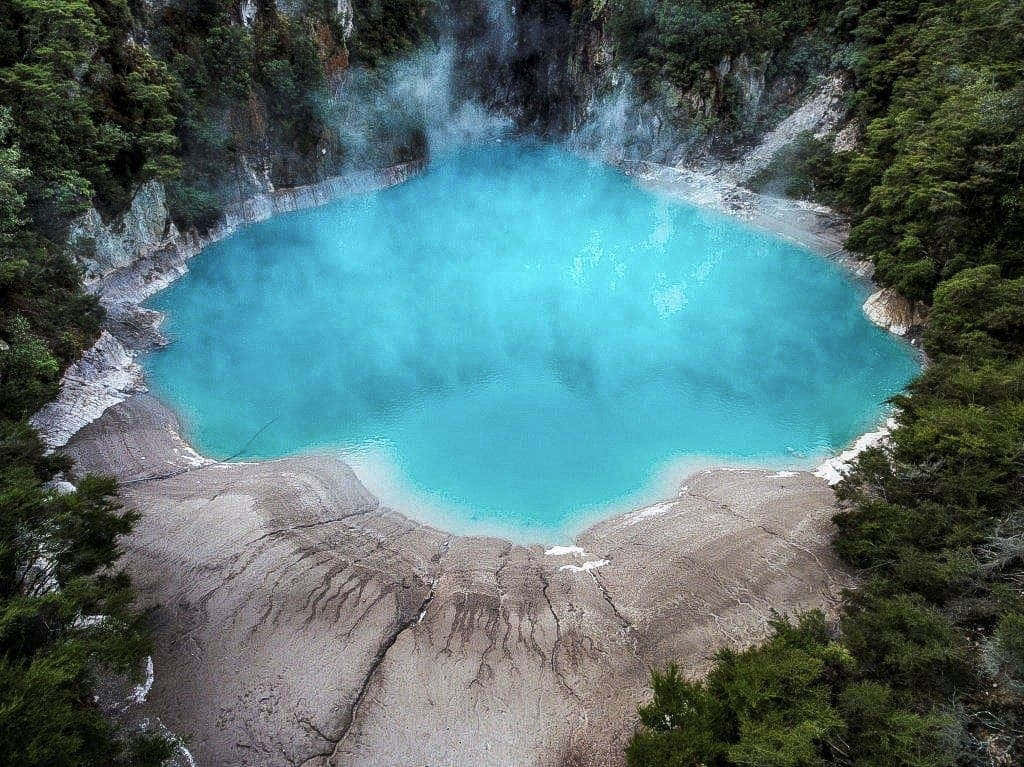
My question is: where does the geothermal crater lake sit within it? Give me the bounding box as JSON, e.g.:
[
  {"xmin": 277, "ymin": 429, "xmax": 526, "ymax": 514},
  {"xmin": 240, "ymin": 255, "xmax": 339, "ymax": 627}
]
[{"xmin": 145, "ymin": 142, "xmax": 918, "ymax": 539}]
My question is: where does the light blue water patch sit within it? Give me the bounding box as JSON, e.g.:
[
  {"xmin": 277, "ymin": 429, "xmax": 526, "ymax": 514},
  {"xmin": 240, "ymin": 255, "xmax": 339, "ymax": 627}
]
[{"xmin": 145, "ymin": 141, "xmax": 919, "ymax": 540}]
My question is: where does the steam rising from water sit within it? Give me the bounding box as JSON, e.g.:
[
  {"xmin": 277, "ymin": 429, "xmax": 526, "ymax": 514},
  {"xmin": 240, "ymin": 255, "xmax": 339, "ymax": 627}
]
[
  {"xmin": 329, "ymin": 0, "xmax": 519, "ymax": 164},
  {"xmin": 331, "ymin": 44, "xmax": 514, "ymax": 165},
  {"xmin": 145, "ymin": 142, "xmax": 918, "ymax": 540},
  {"xmin": 566, "ymin": 71, "xmax": 694, "ymax": 164},
  {"xmin": 330, "ymin": 0, "xmax": 682, "ymax": 164}
]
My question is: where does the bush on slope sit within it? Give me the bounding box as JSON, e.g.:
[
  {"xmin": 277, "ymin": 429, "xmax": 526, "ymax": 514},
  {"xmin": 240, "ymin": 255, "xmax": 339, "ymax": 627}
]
[{"xmin": 627, "ymin": 2, "xmax": 1024, "ymax": 765}]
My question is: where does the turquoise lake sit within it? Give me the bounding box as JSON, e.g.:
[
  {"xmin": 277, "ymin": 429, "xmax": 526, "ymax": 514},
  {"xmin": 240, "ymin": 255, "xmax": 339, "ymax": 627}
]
[{"xmin": 145, "ymin": 142, "xmax": 919, "ymax": 540}]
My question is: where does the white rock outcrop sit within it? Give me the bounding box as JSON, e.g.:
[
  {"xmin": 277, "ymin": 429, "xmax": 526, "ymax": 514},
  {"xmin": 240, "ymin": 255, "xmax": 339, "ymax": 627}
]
[
  {"xmin": 43, "ymin": 478, "xmax": 77, "ymax": 494},
  {"xmin": 240, "ymin": 0, "xmax": 257, "ymax": 26},
  {"xmin": 832, "ymin": 122, "xmax": 858, "ymax": 152},
  {"xmin": 862, "ymin": 288, "xmax": 927, "ymax": 336},
  {"xmin": 814, "ymin": 418, "xmax": 896, "ymax": 485},
  {"xmin": 724, "ymin": 74, "xmax": 848, "ymax": 184},
  {"xmin": 337, "ymin": 0, "xmax": 354, "ymax": 38},
  {"xmin": 29, "ymin": 331, "xmax": 145, "ymax": 449},
  {"xmin": 68, "ymin": 181, "xmax": 172, "ymax": 282},
  {"xmin": 274, "ymin": 0, "xmax": 351, "ymax": 35}
]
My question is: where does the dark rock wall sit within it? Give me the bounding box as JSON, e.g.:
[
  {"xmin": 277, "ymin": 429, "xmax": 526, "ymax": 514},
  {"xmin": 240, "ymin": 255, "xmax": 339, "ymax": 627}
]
[{"xmin": 443, "ymin": 1, "xmax": 830, "ymax": 164}]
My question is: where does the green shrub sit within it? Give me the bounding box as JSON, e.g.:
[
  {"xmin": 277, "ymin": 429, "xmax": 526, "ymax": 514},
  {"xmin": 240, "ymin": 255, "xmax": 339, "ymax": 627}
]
[
  {"xmin": 628, "ymin": 613, "xmax": 852, "ymax": 767},
  {"xmin": 166, "ymin": 181, "xmax": 223, "ymax": 232},
  {"xmin": 995, "ymin": 612, "xmax": 1024, "ymax": 679},
  {"xmin": 628, "ymin": 2, "xmax": 1024, "ymax": 763}
]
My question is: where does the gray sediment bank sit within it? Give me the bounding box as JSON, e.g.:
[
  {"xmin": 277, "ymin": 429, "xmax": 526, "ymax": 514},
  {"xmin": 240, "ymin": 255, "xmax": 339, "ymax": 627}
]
[
  {"xmin": 65, "ymin": 394, "xmax": 850, "ymax": 766},
  {"xmin": 38, "ymin": 145, "xmax": 911, "ymax": 765}
]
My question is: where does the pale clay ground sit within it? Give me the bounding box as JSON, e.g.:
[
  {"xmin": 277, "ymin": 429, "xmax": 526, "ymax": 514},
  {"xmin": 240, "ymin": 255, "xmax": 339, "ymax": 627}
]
[{"xmin": 66, "ymin": 395, "xmax": 850, "ymax": 767}]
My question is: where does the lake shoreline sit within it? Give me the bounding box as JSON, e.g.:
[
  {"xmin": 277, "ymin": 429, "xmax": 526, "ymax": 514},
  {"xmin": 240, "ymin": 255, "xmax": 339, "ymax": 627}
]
[
  {"xmin": 136, "ymin": 144, "xmax": 917, "ymax": 546},
  {"xmin": 40, "ymin": 144, "xmax": 905, "ymax": 766},
  {"xmin": 62, "ymin": 391, "xmax": 853, "ymax": 766},
  {"xmin": 33, "ymin": 144, "xmax": 916, "ymax": 508}
]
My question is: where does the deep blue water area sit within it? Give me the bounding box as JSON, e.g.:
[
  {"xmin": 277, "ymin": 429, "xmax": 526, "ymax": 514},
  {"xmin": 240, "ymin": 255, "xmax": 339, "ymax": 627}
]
[{"xmin": 145, "ymin": 141, "xmax": 918, "ymax": 539}]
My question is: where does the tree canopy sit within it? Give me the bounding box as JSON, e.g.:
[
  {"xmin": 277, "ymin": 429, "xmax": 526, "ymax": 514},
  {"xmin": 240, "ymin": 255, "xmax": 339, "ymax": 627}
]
[{"xmin": 626, "ymin": 2, "xmax": 1024, "ymax": 765}]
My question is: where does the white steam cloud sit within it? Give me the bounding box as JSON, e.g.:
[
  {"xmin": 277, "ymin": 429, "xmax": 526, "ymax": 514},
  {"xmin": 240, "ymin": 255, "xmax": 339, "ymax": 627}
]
[
  {"xmin": 328, "ymin": 6, "xmax": 516, "ymax": 165},
  {"xmin": 326, "ymin": 0, "xmax": 694, "ymax": 168}
]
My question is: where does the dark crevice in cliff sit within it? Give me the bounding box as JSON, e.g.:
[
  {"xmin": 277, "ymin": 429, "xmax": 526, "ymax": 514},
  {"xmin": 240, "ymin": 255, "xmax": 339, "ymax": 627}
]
[{"xmin": 445, "ymin": 0, "xmax": 587, "ymax": 135}]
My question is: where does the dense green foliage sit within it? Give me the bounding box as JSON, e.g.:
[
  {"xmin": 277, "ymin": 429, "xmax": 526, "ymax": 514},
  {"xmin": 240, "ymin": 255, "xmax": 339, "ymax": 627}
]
[
  {"xmin": 752, "ymin": 1, "xmax": 1024, "ymax": 302},
  {"xmin": 609, "ymin": 0, "xmax": 832, "ymax": 83},
  {"xmin": 0, "ymin": 110, "xmax": 102, "ymax": 425},
  {"xmin": 839, "ymin": 0, "xmax": 1024, "ymax": 302},
  {"xmin": 0, "ymin": 40, "xmax": 170, "ymax": 755},
  {"xmin": 0, "ymin": 0, "xmax": 179, "ymax": 220},
  {"xmin": 0, "ymin": 425, "xmax": 173, "ymax": 766},
  {"xmin": 348, "ymin": 0, "xmax": 435, "ymax": 67},
  {"xmin": 0, "ymin": 0, "xmax": 434, "ymax": 760},
  {"xmin": 628, "ymin": 614, "xmax": 954, "ymax": 767},
  {"xmin": 0, "ymin": 0, "xmax": 161, "ymax": 420},
  {"xmin": 628, "ymin": 2, "xmax": 1024, "ymax": 765}
]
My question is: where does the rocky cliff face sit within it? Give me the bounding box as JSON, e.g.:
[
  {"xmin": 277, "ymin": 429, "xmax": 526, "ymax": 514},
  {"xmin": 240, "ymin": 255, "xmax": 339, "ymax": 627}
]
[
  {"xmin": 444, "ymin": 1, "xmax": 845, "ymax": 166},
  {"xmin": 68, "ymin": 182, "xmax": 173, "ymax": 283},
  {"xmin": 116, "ymin": 1, "xmax": 846, "ymax": 244},
  {"xmin": 38, "ymin": 160, "xmax": 424, "ymax": 450},
  {"xmin": 444, "ymin": 0, "xmax": 575, "ymax": 132},
  {"xmin": 29, "ymin": 331, "xmax": 146, "ymax": 449}
]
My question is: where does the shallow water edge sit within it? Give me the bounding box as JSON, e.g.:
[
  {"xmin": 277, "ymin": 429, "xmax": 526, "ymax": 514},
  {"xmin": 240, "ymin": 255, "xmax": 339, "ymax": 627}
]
[{"xmin": 60, "ymin": 389, "xmax": 853, "ymax": 766}]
